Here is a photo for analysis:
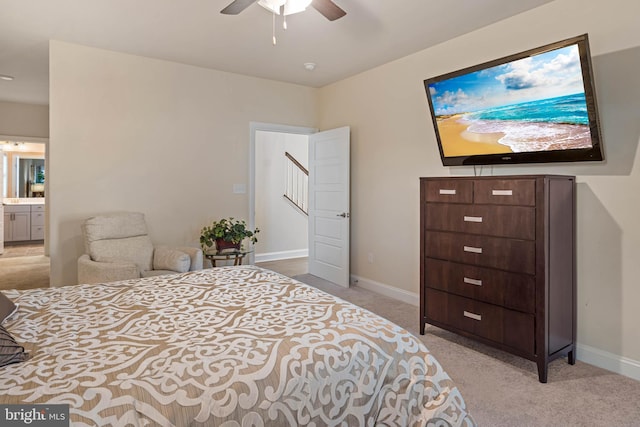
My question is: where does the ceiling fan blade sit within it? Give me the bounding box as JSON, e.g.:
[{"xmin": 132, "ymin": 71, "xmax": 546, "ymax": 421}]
[
  {"xmin": 311, "ymin": 0, "xmax": 346, "ymax": 21},
  {"xmin": 220, "ymin": 0, "xmax": 257, "ymax": 15}
]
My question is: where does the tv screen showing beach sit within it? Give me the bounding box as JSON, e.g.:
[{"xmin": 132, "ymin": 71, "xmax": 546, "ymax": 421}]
[{"xmin": 426, "ymin": 40, "xmax": 600, "ymax": 164}]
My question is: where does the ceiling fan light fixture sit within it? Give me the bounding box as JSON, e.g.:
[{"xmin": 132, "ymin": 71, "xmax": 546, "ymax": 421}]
[
  {"xmin": 257, "ymin": 0, "xmax": 284, "ymax": 14},
  {"xmin": 284, "ymin": 0, "xmax": 312, "ymax": 15},
  {"xmin": 258, "ymin": 0, "xmax": 311, "ymax": 16},
  {"xmin": 221, "ymin": 0, "xmax": 346, "ymax": 21}
]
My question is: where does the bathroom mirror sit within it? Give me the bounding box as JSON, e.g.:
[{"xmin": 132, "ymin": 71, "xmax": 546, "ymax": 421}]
[
  {"xmin": 18, "ymin": 158, "xmax": 45, "ymax": 197},
  {"xmin": 1, "ymin": 142, "xmax": 46, "ymax": 198}
]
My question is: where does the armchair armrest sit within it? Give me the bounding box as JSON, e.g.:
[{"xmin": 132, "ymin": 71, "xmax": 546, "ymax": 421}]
[
  {"xmin": 77, "ymin": 254, "xmax": 140, "ymax": 284},
  {"xmin": 175, "ymin": 246, "xmax": 203, "ymax": 271}
]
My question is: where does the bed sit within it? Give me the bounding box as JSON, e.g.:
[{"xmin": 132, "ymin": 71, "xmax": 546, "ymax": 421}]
[{"xmin": 1, "ymin": 266, "xmax": 475, "ymax": 426}]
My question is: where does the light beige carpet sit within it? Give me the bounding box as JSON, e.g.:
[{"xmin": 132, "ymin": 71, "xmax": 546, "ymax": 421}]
[
  {"xmin": 0, "ymin": 255, "xmax": 50, "ymax": 290},
  {"xmin": 293, "ymin": 273, "xmax": 640, "ymax": 427}
]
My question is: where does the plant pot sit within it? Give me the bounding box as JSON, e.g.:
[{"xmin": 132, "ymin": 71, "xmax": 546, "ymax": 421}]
[{"xmin": 215, "ymin": 239, "xmax": 241, "ymax": 252}]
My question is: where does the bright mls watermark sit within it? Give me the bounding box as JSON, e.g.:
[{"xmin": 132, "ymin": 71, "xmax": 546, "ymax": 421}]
[{"xmin": 1, "ymin": 405, "xmax": 69, "ymax": 426}]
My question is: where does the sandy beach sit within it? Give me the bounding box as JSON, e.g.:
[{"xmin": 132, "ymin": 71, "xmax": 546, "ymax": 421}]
[{"xmin": 437, "ymin": 115, "xmax": 512, "ymax": 157}]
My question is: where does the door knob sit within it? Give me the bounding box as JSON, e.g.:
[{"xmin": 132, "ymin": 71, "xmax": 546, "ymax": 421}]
[{"xmin": 337, "ymin": 212, "xmax": 350, "ymax": 218}]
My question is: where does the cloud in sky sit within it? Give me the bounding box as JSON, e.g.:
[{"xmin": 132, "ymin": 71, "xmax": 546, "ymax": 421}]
[
  {"xmin": 428, "ymin": 44, "xmax": 585, "ymax": 116},
  {"xmin": 436, "ymin": 88, "xmax": 469, "ymax": 106},
  {"xmin": 496, "ymin": 48, "xmax": 581, "ymax": 91}
]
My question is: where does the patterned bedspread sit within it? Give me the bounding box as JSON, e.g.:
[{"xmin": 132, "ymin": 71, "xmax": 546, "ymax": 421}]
[{"xmin": 1, "ymin": 266, "xmax": 474, "ymax": 426}]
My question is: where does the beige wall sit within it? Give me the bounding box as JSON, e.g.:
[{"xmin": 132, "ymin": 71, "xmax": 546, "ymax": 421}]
[
  {"xmin": 319, "ymin": 0, "xmax": 640, "ymax": 371},
  {"xmin": 0, "ymin": 101, "xmax": 49, "ymax": 138},
  {"xmin": 49, "ymin": 41, "xmax": 318, "ymax": 286},
  {"xmin": 47, "ymin": 0, "xmax": 640, "ymax": 377}
]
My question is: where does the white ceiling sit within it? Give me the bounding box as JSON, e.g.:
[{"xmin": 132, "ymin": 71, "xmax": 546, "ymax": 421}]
[{"xmin": 0, "ymin": 0, "xmax": 554, "ymax": 106}]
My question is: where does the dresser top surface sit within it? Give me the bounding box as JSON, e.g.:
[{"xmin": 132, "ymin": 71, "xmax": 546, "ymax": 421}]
[{"xmin": 420, "ymin": 175, "xmax": 574, "ymax": 181}]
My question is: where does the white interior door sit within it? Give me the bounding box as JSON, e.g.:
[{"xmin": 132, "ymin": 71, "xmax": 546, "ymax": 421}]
[{"xmin": 308, "ymin": 126, "xmax": 350, "ymax": 287}]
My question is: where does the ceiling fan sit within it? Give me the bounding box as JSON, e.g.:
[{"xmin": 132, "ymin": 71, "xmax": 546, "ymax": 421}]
[{"xmin": 221, "ymin": 0, "xmax": 346, "ymax": 21}]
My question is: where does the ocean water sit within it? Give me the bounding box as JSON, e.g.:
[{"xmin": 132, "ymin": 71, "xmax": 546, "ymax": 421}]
[
  {"xmin": 458, "ymin": 93, "xmax": 593, "ymax": 152},
  {"xmin": 467, "ymin": 93, "xmax": 589, "ymax": 125}
]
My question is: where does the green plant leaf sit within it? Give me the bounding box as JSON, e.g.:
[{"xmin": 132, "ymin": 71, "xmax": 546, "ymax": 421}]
[{"xmin": 200, "ymin": 217, "xmax": 260, "ymax": 251}]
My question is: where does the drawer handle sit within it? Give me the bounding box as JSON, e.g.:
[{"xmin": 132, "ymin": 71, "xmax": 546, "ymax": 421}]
[
  {"xmin": 492, "ymin": 189, "xmax": 513, "ymax": 196},
  {"xmin": 439, "ymin": 189, "xmax": 456, "ymax": 195},
  {"xmin": 463, "ymin": 246, "xmax": 483, "ymax": 254},
  {"xmin": 463, "ymin": 311, "xmax": 482, "ymax": 321},
  {"xmin": 464, "ymin": 277, "xmax": 483, "ymax": 286},
  {"xmin": 463, "ymin": 215, "xmax": 483, "ymax": 223}
]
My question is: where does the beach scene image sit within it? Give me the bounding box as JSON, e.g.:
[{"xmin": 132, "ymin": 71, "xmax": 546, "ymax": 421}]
[{"xmin": 428, "ymin": 44, "xmax": 594, "ymax": 157}]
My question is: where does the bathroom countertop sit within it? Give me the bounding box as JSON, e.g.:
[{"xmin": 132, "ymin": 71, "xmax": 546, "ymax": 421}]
[{"xmin": 3, "ymin": 198, "xmax": 46, "ymax": 205}]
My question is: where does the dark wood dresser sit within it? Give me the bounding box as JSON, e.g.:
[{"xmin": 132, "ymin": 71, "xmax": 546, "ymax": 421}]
[{"xmin": 419, "ymin": 175, "xmax": 576, "ymax": 382}]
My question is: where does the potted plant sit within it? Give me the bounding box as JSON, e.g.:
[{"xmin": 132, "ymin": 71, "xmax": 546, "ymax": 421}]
[{"xmin": 200, "ymin": 217, "xmax": 259, "ymax": 253}]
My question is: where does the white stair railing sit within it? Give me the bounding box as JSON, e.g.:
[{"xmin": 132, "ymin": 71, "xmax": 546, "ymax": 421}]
[{"xmin": 284, "ymin": 151, "xmax": 308, "ymax": 215}]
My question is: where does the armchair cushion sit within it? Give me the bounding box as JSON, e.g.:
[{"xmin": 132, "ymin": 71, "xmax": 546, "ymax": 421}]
[
  {"xmin": 153, "ymin": 247, "xmax": 191, "ymax": 273},
  {"xmin": 83, "ymin": 212, "xmax": 148, "ymax": 245},
  {"xmin": 78, "ymin": 254, "xmax": 139, "ymax": 284},
  {"xmin": 89, "ymin": 235, "xmax": 154, "ymax": 273}
]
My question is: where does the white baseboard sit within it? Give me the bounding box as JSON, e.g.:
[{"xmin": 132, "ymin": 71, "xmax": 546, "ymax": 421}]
[
  {"xmin": 350, "ymin": 274, "xmax": 420, "ymax": 307},
  {"xmin": 349, "ymin": 274, "xmax": 640, "ymax": 382},
  {"xmin": 577, "ymin": 343, "xmax": 640, "ymax": 381},
  {"xmin": 255, "ymin": 249, "xmax": 308, "ymax": 263}
]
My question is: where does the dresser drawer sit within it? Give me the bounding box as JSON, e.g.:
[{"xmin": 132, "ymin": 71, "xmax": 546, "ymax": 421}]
[
  {"xmin": 474, "ymin": 179, "xmax": 536, "ymax": 206},
  {"xmin": 424, "ymin": 180, "xmax": 473, "ymax": 204},
  {"xmin": 425, "ymin": 258, "xmax": 535, "ymax": 313},
  {"xmin": 425, "ymin": 231, "xmax": 535, "ymax": 274},
  {"xmin": 425, "ymin": 204, "xmax": 535, "ymax": 240},
  {"xmin": 426, "ymin": 288, "xmax": 534, "ymax": 354}
]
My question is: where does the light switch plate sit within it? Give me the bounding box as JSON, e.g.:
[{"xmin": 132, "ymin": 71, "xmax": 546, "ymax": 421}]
[{"xmin": 233, "ymin": 184, "xmax": 247, "ymax": 194}]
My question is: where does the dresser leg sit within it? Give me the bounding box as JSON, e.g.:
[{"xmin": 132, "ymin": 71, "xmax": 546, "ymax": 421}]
[
  {"xmin": 537, "ymin": 361, "xmax": 548, "ymax": 383},
  {"xmin": 568, "ymin": 348, "xmax": 576, "ymax": 365}
]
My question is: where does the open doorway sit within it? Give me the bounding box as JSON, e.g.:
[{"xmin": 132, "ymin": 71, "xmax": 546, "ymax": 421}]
[
  {"xmin": 0, "ymin": 138, "xmax": 49, "ymax": 289},
  {"xmin": 250, "ymin": 123, "xmax": 315, "ymax": 276},
  {"xmin": 250, "ymin": 123, "xmax": 351, "ymax": 287}
]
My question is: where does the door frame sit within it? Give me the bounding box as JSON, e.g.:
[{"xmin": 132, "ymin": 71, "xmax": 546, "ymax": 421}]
[
  {"xmin": 0, "ymin": 134, "xmax": 49, "ymax": 256},
  {"xmin": 248, "ymin": 122, "xmax": 317, "ymax": 265}
]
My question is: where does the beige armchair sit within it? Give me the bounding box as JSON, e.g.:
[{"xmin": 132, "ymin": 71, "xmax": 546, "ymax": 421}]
[{"xmin": 77, "ymin": 212, "xmax": 203, "ymax": 284}]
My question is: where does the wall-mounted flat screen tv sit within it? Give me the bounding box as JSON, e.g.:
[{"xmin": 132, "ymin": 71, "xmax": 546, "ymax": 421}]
[{"xmin": 423, "ymin": 34, "xmax": 604, "ymax": 166}]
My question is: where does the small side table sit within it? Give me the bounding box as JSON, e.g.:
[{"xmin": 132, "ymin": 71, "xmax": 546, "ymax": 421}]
[{"xmin": 205, "ymin": 250, "xmax": 252, "ymax": 267}]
